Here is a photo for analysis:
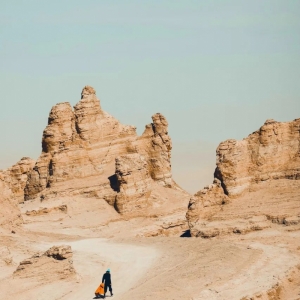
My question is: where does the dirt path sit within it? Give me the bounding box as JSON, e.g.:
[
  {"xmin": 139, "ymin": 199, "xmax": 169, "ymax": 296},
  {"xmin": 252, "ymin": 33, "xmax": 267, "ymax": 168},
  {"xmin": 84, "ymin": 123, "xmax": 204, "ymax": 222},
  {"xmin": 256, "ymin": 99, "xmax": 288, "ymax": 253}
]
[
  {"xmin": 1, "ymin": 232, "xmax": 299, "ymax": 299},
  {"xmin": 30, "ymin": 238, "xmax": 159, "ymax": 300}
]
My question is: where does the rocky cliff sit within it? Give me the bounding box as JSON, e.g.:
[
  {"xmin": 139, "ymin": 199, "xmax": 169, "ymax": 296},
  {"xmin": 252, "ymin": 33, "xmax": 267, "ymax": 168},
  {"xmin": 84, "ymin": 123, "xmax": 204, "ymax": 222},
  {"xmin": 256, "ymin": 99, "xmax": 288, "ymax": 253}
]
[
  {"xmin": 187, "ymin": 118, "xmax": 300, "ymax": 238},
  {"xmin": 114, "ymin": 153, "xmax": 152, "ymax": 215},
  {"xmin": 23, "ymin": 86, "xmax": 186, "ymax": 219},
  {"xmin": 215, "ymin": 118, "xmax": 300, "ymax": 196},
  {"xmin": 0, "ymin": 157, "xmax": 35, "ymax": 227}
]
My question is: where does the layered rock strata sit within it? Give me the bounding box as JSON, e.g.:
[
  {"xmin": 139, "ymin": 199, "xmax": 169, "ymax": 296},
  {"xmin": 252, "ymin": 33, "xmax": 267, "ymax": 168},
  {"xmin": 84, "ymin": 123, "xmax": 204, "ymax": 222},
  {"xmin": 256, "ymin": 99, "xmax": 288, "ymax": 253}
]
[
  {"xmin": 139, "ymin": 113, "xmax": 173, "ymax": 186},
  {"xmin": 14, "ymin": 245, "xmax": 75, "ymax": 280},
  {"xmin": 187, "ymin": 118, "xmax": 300, "ymax": 238},
  {"xmin": 0, "ymin": 157, "xmax": 35, "ymax": 227},
  {"xmin": 1, "ymin": 157, "xmax": 35, "ymax": 203},
  {"xmin": 23, "ymin": 86, "xmax": 181, "ymax": 217},
  {"xmin": 215, "ymin": 118, "xmax": 300, "ymax": 196},
  {"xmin": 187, "ymin": 179, "xmax": 229, "ymax": 237},
  {"xmin": 114, "ymin": 153, "xmax": 152, "ymax": 214},
  {"xmin": 25, "ymin": 86, "xmax": 137, "ymax": 200}
]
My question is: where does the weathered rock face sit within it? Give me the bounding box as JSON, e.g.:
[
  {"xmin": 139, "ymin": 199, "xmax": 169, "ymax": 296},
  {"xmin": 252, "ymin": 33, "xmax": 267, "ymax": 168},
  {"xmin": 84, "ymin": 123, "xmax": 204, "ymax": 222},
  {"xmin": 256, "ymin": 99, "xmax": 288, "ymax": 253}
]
[
  {"xmin": 139, "ymin": 113, "xmax": 173, "ymax": 186},
  {"xmin": 187, "ymin": 118, "xmax": 300, "ymax": 238},
  {"xmin": 114, "ymin": 154, "xmax": 152, "ymax": 215},
  {"xmin": 187, "ymin": 179, "xmax": 229, "ymax": 237},
  {"xmin": 1, "ymin": 157, "xmax": 35, "ymax": 203},
  {"xmin": 24, "ymin": 86, "xmax": 178, "ymax": 217},
  {"xmin": 14, "ymin": 245, "xmax": 75, "ymax": 280},
  {"xmin": 25, "ymin": 86, "xmax": 138, "ymax": 200},
  {"xmin": 215, "ymin": 118, "xmax": 300, "ymax": 196},
  {"xmin": 44, "ymin": 245, "xmax": 73, "ymax": 260},
  {"xmin": 0, "ymin": 178, "xmax": 19, "ymax": 227},
  {"xmin": 0, "ymin": 157, "xmax": 35, "ymax": 227}
]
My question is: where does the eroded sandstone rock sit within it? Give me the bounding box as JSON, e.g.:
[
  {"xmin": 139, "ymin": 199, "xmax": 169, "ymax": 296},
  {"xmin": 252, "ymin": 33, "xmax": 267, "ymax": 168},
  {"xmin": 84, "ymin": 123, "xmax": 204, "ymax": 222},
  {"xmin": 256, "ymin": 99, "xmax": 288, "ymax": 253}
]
[
  {"xmin": 140, "ymin": 113, "xmax": 173, "ymax": 186},
  {"xmin": 24, "ymin": 86, "xmax": 139, "ymax": 200},
  {"xmin": 0, "ymin": 157, "xmax": 34, "ymax": 227},
  {"xmin": 14, "ymin": 245, "xmax": 75, "ymax": 280},
  {"xmin": 1, "ymin": 157, "xmax": 35, "ymax": 203},
  {"xmin": 215, "ymin": 118, "xmax": 300, "ymax": 196},
  {"xmin": 114, "ymin": 153, "xmax": 152, "ymax": 214},
  {"xmin": 24, "ymin": 86, "xmax": 179, "ymax": 217},
  {"xmin": 186, "ymin": 178, "xmax": 229, "ymax": 237},
  {"xmin": 187, "ymin": 118, "xmax": 300, "ymax": 238}
]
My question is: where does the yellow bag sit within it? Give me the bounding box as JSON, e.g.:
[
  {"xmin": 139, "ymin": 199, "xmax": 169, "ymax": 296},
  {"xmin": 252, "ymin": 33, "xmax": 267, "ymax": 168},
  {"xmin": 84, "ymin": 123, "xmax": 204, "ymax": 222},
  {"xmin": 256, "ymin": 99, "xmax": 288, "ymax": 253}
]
[{"xmin": 95, "ymin": 283, "xmax": 104, "ymax": 296}]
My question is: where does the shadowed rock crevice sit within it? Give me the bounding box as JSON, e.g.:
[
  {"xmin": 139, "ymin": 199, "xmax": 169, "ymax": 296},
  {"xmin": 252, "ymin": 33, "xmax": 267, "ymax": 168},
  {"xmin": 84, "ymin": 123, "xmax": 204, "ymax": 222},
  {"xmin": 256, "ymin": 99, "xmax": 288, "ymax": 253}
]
[{"xmin": 108, "ymin": 174, "xmax": 119, "ymax": 193}]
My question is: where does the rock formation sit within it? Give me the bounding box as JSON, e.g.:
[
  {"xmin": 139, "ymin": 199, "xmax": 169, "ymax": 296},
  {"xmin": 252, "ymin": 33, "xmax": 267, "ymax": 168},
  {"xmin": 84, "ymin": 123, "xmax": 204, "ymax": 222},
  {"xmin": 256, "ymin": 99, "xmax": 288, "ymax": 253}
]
[
  {"xmin": 114, "ymin": 153, "xmax": 152, "ymax": 215},
  {"xmin": 22, "ymin": 85, "xmax": 185, "ymax": 219},
  {"xmin": 0, "ymin": 157, "xmax": 35, "ymax": 227},
  {"xmin": 187, "ymin": 178, "xmax": 229, "ymax": 237},
  {"xmin": 0, "ymin": 157, "xmax": 35, "ymax": 203},
  {"xmin": 24, "ymin": 86, "xmax": 137, "ymax": 200},
  {"xmin": 25, "ymin": 204, "xmax": 67, "ymax": 216},
  {"xmin": 215, "ymin": 118, "xmax": 300, "ymax": 196},
  {"xmin": 14, "ymin": 245, "xmax": 75, "ymax": 280},
  {"xmin": 139, "ymin": 113, "xmax": 173, "ymax": 186},
  {"xmin": 187, "ymin": 118, "xmax": 300, "ymax": 238}
]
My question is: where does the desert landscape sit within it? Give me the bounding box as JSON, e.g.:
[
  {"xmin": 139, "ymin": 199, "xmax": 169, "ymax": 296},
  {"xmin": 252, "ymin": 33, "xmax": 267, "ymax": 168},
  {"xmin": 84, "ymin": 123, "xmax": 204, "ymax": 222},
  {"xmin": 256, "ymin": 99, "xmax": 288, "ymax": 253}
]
[{"xmin": 0, "ymin": 86, "xmax": 299, "ymax": 300}]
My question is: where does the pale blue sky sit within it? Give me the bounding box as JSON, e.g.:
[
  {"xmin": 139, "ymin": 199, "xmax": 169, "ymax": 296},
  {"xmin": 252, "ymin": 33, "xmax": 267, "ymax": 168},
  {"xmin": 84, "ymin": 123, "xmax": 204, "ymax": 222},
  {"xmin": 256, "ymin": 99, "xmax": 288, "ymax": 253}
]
[{"xmin": 1, "ymin": 1, "xmax": 299, "ymax": 193}]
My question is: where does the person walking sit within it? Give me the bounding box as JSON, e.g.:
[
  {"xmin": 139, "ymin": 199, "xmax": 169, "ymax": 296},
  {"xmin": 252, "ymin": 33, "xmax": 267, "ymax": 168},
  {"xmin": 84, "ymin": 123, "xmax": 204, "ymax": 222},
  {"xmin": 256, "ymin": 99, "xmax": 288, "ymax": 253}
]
[{"xmin": 102, "ymin": 268, "xmax": 113, "ymax": 298}]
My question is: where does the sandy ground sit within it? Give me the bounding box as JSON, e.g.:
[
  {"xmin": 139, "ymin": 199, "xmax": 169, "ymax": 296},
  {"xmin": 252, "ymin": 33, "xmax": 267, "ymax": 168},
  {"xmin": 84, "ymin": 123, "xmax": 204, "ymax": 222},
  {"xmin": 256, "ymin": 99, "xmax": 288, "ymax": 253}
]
[
  {"xmin": 0, "ymin": 189, "xmax": 300, "ymax": 300},
  {"xmin": 1, "ymin": 227, "xmax": 300, "ymax": 300}
]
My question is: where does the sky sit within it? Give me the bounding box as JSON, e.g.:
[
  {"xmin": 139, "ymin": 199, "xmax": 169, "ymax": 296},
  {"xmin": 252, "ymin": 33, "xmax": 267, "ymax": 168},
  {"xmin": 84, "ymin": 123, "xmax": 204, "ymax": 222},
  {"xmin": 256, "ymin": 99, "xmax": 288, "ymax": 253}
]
[{"xmin": 1, "ymin": 0, "xmax": 300, "ymax": 193}]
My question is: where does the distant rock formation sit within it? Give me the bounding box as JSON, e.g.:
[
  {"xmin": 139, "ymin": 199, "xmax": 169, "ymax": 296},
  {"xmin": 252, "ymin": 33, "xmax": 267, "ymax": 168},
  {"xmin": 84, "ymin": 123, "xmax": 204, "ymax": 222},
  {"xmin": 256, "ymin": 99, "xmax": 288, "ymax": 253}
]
[
  {"xmin": 187, "ymin": 178, "xmax": 229, "ymax": 237},
  {"xmin": 187, "ymin": 118, "xmax": 300, "ymax": 238},
  {"xmin": 114, "ymin": 153, "xmax": 152, "ymax": 215},
  {"xmin": 14, "ymin": 245, "xmax": 75, "ymax": 280},
  {"xmin": 22, "ymin": 86, "xmax": 184, "ymax": 218},
  {"xmin": 1, "ymin": 157, "xmax": 35, "ymax": 203},
  {"xmin": 24, "ymin": 86, "xmax": 136, "ymax": 200},
  {"xmin": 0, "ymin": 157, "xmax": 35, "ymax": 227},
  {"xmin": 215, "ymin": 118, "xmax": 300, "ymax": 196},
  {"xmin": 139, "ymin": 113, "xmax": 172, "ymax": 186}
]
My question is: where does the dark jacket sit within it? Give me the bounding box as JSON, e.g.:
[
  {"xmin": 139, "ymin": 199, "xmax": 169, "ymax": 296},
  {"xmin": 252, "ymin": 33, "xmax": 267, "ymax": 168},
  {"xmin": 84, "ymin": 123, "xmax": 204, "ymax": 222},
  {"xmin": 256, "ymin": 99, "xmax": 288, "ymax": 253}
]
[{"xmin": 102, "ymin": 272, "xmax": 111, "ymax": 285}]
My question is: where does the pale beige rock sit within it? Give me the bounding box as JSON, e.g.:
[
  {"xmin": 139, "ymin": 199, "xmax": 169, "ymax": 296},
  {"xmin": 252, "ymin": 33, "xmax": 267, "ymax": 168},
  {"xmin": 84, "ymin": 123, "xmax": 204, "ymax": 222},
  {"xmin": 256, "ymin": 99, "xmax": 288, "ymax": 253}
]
[
  {"xmin": 44, "ymin": 245, "xmax": 73, "ymax": 260},
  {"xmin": 114, "ymin": 153, "xmax": 152, "ymax": 215},
  {"xmin": 14, "ymin": 245, "xmax": 75, "ymax": 280},
  {"xmin": 24, "ymin": 86, "xmax": 183, "ymax": 219},
  {"xmin": 215, "ymin": 118, "xmax": 300, "ymax": 196},
  {"xmin": 25, "ymin": 86, "xmax": 139, "ymax": 200},
  {"xmin": 187, "ymin": 118, "xmax": 300, "ymax": 238},
  {"xmin": 0, "ymin": 157, "xmax": 35, "ymax": 203},
  {"xmin": 187, "ymin": 178, "xmax": 229, "ymax": 237},
  {"xmin": 0, "ymin": 158, "xmax": 34, "ymax": 227},
  {"xmin": 139, "ymin": 113, "xmax": 173, "ymax": 186},
  {"xmin": 25, "ymin": 205, "xmax": 67, "ymax": 216},
  {"xmin": 0, "ymin": 174, "xmax": 20, "ymax": 227}
]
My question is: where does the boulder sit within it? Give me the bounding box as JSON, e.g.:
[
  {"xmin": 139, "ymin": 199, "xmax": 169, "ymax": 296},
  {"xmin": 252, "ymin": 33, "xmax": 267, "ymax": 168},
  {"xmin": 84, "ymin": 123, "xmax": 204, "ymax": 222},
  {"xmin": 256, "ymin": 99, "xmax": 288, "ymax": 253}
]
[{"xmin": 14, "ymin": 245, "xmax": 75, "ymax": 280}]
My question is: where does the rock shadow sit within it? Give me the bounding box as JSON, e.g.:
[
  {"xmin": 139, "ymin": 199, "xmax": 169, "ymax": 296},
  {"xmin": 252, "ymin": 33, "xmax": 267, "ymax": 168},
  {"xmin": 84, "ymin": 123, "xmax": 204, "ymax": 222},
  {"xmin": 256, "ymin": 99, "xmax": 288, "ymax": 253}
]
[
  {"xmin": 180, "ymin": 230, "xmax": 191, "ymax": 237},
  {"xmin": 108, "ymin": 174, "xmax": 120, "ymax": 192}
]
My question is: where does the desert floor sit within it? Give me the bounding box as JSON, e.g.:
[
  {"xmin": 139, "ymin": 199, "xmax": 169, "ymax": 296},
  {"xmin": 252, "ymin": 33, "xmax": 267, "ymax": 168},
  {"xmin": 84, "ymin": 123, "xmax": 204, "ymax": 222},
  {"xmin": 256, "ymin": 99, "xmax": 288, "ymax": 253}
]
[{"xmin": 1, "ymin": 200, "xmax": 300, "ymax": 300}]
